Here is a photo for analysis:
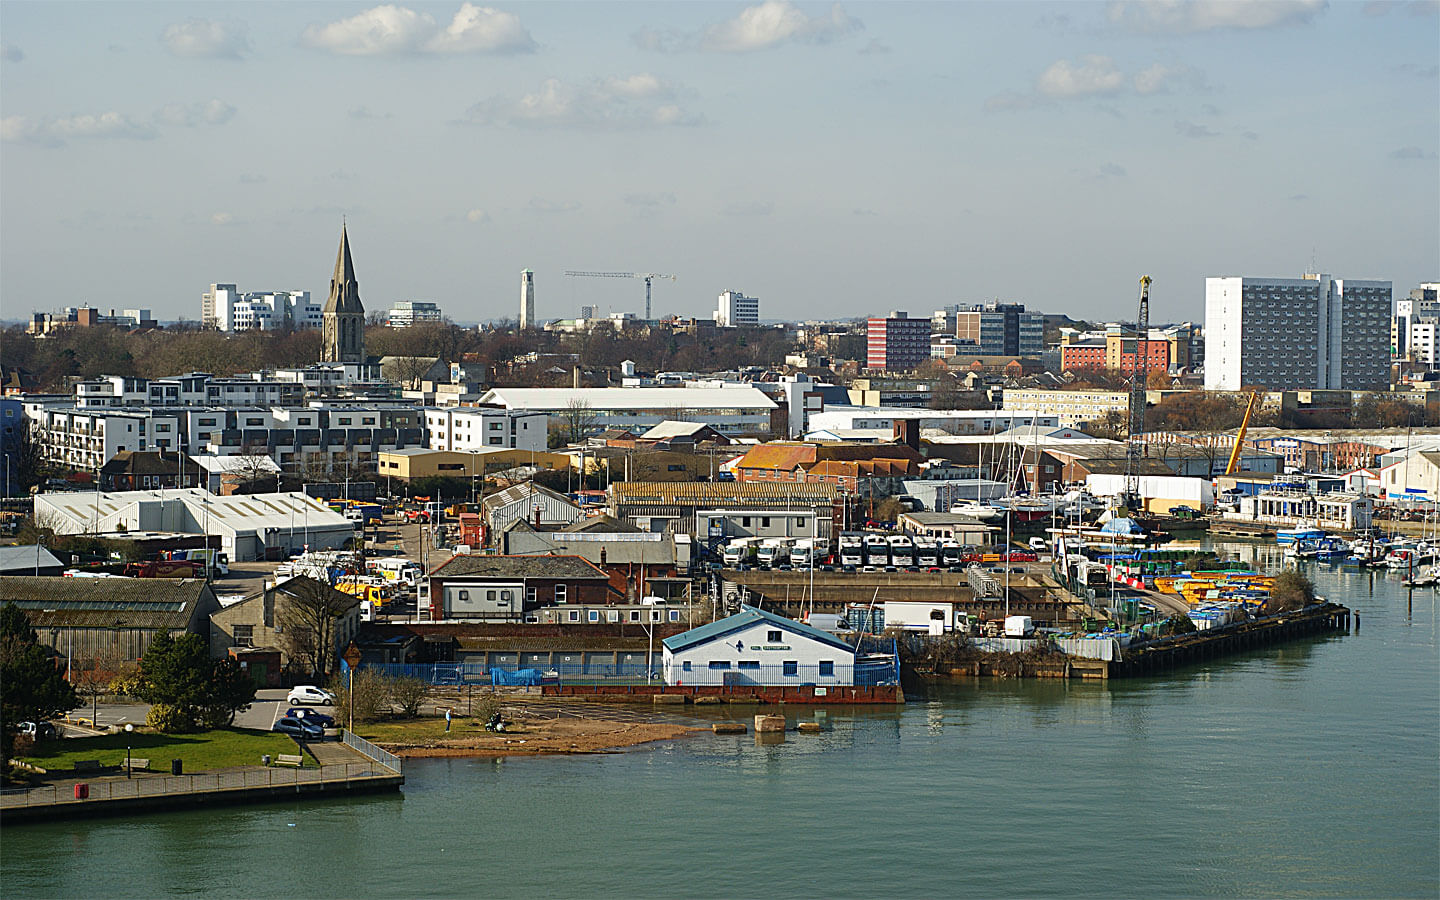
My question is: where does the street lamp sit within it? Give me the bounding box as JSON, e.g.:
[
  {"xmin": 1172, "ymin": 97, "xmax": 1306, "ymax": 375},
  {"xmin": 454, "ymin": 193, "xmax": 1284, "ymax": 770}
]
[{"xmin": 124, "ymin": 723, "xmax": 134, "ymax": 779}]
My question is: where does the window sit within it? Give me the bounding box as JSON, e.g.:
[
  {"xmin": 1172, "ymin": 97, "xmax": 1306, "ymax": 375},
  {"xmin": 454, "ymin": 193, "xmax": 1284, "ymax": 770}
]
[
  {"xmin": 741, "ymin": 516, "xmax": 751, "ymax": 528},
  {"xmin": 459, "ymin": 590, "xmax": 470, "ymax": 601},
  {"xmin": 486, "ymin": 590, "xmax": 496, "ymax": 601},
  {"xmin": 708, "ymin": 661, "xmax": 731, "ymax": 670},
  {"xmin": 819, "ymin": 661, "xmax": 834, "ymax": 677},
  {"xmin": 761, "ymin": 517, "xmax": 771, "ymax": 528},
  {"xmin": 782, "ymin": 660, "xmax": 798, "ymax": 676},
  {"xmin": 738, "ymin": 660, "xmax": 760, "ymax": 670},
  {"xmin": 629, "ymin": 610, "xmax": 641, "ymax": 622},
  {"xmin": 767, "ymin": 630, "xmax": 782, "ymax": 642},
  {"xmin": 489, "ymin": 437, "xmax": 503, "ymax": 445},
  {"xmin": 526, "ymin": 587, "xmax": 537, "ymax": 604},
  {"xmin": 489, "ymin": 422, "xmax": 502, "ymax": 430},
  {"xmin": 567, "ymin": 610, "xmax": 579, "ymax": 622},
  {"xmin": 555, "ymin": 585, "xmax": 567, "ymax": 604},
  {"xmin": 233, "ymin": 625, "xmax": 253, "ymax": 646},
  {"xmin": 499, "ymin": 590, "xmax": 513, "ymax": 606},
  {"xmin": 588, "ymin": 610, "xmax": 600, "ymax": 623},
  {"xmin": 682, "ymin": 661, "xmax": 692, "ymax": 672},
  {"xmin": 651, "ymin": 610, "xmax": 662, "ymax": 622},
  {"xmin": 199, "ymin": 418, "xmax": 216, "ymax": 427},
  {"xmin": 338, "ymin": 417, "xmax": 352, "ymax": 425},
  {"xmin": 362, "ymin": 417, "xmax": 375, "ymax": 425},
  {"xmin": 668, "ymin": 610, "xmax": 680, "ymax": 622}
]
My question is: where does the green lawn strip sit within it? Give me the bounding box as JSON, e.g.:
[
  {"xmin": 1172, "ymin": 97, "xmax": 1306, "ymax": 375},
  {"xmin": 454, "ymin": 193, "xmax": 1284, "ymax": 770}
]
[{"xmin": 22, "ymin": 727, "xmax": 300, "ymax": 772}]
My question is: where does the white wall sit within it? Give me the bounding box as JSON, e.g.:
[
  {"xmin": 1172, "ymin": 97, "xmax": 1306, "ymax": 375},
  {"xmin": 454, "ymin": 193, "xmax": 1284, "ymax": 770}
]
[{"xmin": 662, "ymin": 620, "xmax": 856, "ymax": 686}]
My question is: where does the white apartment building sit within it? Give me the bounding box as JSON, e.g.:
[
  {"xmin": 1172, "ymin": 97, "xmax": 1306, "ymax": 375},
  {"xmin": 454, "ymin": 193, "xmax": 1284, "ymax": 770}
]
[
  {"xmin": 806, "ymin": 407, "xmax": 1058, "ymax": 436},
  {"xmin": 35, "ymin": 409, "xmax": 184, "ymax": 471},
  {"xmin": 1002, "ymin": 388, "xmax": 1131, "ymax": 428},
  {"xmin": 423, "ymin": 408, "xmax": 548, "ymax": 453},
  {"xmin": 1393, "ymin": 283, "xmax": 1440, "ymax": 365},
  {"xmin": 202, "ymin": 284, "xmax": 321, "ymax": 332},
  {"xmin": 1205, "ymin": 274, "xmax": 1391, "ymax": 391},
  {"xmin": 387, "ymin": 301, "xmax": 443, "ymax": 327},
  {"xmin": 714, "ymin": 291, "xmax": 760, "ymax": 327}
]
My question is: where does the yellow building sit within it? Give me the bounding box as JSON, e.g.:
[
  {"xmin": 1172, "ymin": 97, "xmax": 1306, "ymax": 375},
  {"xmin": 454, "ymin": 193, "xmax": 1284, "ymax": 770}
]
[{"xmin": 378, "ymin": 447, "xmax": 571, "ymax": 482}]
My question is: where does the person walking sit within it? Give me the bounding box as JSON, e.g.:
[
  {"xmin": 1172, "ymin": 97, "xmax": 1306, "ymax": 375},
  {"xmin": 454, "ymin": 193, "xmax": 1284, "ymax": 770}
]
[{"xmin": 445, "ymin": 707, "xmax": 453, "ymax": 733}]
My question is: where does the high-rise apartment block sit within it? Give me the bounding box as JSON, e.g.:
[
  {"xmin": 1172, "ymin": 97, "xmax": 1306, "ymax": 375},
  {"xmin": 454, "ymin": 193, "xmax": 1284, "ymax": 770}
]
[
  {"xmin": 1393, "ymin": 283, "xmax": 1440, "ymax": 365},
  {"xmin": 202, "ymin": 285, "xmax": 320, "ymax": 332},
  {"xmin": 1204, "ymin": 274, "xmax": 1391, "ymax": 391},
  {"xmin": 867, "ymin": 311, "xmax": 931, "ymax": 371},
  {"xmin": 387, "ymin": 301, "xmax": 443, "ymax": 327},
  {"xmin": 932, "ymin": 303, "xmax": 1044, "ymax": 357},
  {"xmin": 520, "ymin": 269, "xmax": 536, "ymax": 330},
  {"xmin": 714, "ymin": 290, "xmax": 760, "ymax": 327}
]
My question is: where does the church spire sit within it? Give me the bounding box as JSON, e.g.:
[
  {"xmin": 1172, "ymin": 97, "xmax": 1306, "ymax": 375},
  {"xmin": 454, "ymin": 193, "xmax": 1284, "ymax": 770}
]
[
  {"xmin": 332, "ymin": 223, "xmax": 356, "ymax": 289},
  {"xmin": 321, "ymin": 223, "xmax": 366, "ymax": 364}
]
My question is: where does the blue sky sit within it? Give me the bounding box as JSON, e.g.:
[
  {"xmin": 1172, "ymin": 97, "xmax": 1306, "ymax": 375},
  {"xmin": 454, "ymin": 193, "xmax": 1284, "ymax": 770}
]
[{"xmin": 2, "ymin": 1, "xmax": 1436, "ymax": 326}]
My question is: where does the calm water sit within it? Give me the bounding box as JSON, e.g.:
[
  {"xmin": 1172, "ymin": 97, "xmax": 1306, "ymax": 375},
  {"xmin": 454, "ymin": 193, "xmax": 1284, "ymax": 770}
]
[{"xmin": 4, "ymin": 542, "xmax": 1437, "ymax": 899}]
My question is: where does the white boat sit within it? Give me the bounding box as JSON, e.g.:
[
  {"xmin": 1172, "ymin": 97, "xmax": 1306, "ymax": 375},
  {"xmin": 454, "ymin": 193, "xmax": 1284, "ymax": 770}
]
[{"xmin": 950, "ymin": 501, "xmax": 1002, "ymax": 521}]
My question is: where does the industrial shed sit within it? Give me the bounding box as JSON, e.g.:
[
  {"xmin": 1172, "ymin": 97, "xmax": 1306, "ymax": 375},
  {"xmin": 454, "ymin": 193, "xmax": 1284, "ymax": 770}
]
[{"xmin": 0, "ymin": 577, "xmax": 219, "ymax": 664}]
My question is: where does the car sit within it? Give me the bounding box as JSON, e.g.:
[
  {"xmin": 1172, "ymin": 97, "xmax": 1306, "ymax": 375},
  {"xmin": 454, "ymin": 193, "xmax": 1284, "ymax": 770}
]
[
  {"xmin": 287, "ymin": 685, "xmax": 336, "ymax": 706},
  {"xmin": 273, "ymin": 717, "xmax": 325, "ymax": 740},
  {"xmin": 17, "ymin": 721, "xmax": 57, "ymax": 741},
  {"xmin": 286, "ymin": 707, "xmax": 336, "ymax": 728}
]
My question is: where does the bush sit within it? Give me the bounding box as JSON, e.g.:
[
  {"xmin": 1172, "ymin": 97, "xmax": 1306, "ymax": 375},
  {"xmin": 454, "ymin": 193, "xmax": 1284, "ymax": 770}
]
[
  {"xmin": 12, "ymin": 734, "xmax": 35, "ymax": 758},
  {"xmin": 146, "ymin": 703, "xmax": 191, "ymax": 733},
  {"xmin": 335, "ymin": 669, "xmax": 388, "ymax": 725},
  {"xmin": 386, "ymin": 676, "xmax": 431, "ymax": 718},
  {"xmin": 1267, "ymin": 568, "xmax": 1315, "ymax": 613},
  {"xmin": 1166, "ymin": 614, "xmax": 1197, "ymax": 635},
  {"xmin": 470, "ymin": 692, "xmax": 503, "ymax": 724}
]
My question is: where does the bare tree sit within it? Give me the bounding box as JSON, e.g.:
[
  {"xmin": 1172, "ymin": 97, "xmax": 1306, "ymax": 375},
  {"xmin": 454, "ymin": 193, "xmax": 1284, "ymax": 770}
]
[
  {"xmin": 302, "ymin": 452, "xmax": 332, "ymax": 484},
  {"xmin": 385, "ymin": 356, "xmax": 436, "ymax": 390},
  {"xmin": 230, "ymin": 444, "xmax": 277, "ymax": 490},
  {"xmin": 277, "ymin": 579, "xmax": 356, "ymax": 680},
  {"xmin": 72, "ymin": 643, "xmax": 134, "ymax": 726},
  {"xmin": 564, "ymin": 398, "xmax": 597, "ymax": 443}
]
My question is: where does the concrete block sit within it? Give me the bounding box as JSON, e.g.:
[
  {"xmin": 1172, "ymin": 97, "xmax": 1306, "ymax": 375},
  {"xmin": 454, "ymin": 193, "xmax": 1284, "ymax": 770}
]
[
  {"xmin": 796, "ymin": 722, "xmax": 823, "ymax": 734},
  {"xmin": 652, "ymin": 694, "xmax": 685, "ymax": 705},
  {"xmin": 712, "ymin": 722, "xmax": 748, "ymax": 734},
  {"xmin": 754, "ymin": 715, "xmax": 786, "ymax": 733},
  {"xmin": 693, "ymin": 696, "xmax": 721, "ymax": 705}
]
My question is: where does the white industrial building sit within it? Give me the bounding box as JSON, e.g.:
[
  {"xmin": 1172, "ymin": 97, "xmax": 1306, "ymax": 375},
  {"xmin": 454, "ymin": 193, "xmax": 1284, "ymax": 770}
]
[
  {"xmin": 1085, "ymin": 473, "xmax": 1215, "ymax": 515},
  {"xmin": 476, "ymin": 386, "xmax": 778, "ymax": 437},
  {"xmin": 1002, "ymin": 388, "xmax": 1130, "ymax": 429},
  {"xmin": 662, "ymin": 606, "xmax": 859, "ymax": 687},
  {"xmin": 805, "ymin": 407, "xmax": 1057, "ymax": 437},
  {"xmin": 1205, "ymin": 274, "xmax": 1391, "ymax": 391},
  {"xmin": 202, "ymin": 284, "xmax": 321, "ymax": 332},
  {"xmin": 423, "ymin": 408, "xmax": 548, "ymax": 453},
  {"xmin": 32, "ymin": 489, "xmax": 353, "ymax": 560},
  {"xmin": 714, "ymin": 290, "xmax": 760, "ymax": 327}
]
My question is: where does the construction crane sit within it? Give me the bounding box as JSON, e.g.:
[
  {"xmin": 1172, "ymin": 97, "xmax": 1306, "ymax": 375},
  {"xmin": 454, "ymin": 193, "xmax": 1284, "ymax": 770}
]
[
  {"xmin": 563, "ymin": 271, "xmax": 676, "ymax": 321},
  {"xmin": 1125, "ymin": 275, "xmax": 1152, "ymax": 506},
  {"xmin": 1224, "ymin": 391, "xmax": 1260, "ymax": 476}
]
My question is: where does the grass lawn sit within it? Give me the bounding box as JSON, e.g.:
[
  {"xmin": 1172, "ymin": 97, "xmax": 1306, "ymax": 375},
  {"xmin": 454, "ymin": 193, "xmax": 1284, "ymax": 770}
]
[{"xmin": 22, "ymin": 727, "xmax": 301, "ymax": 772}]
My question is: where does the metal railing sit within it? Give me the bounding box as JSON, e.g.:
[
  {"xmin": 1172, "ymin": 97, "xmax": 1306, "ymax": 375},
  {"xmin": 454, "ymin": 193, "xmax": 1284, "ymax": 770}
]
[
  {"xmin": 341, "ymin": 730, "xmax": 403, "ymax": 773},
  {"xmin": 0, "ymin": 762, "xmax": 397, "ymax": 809}
]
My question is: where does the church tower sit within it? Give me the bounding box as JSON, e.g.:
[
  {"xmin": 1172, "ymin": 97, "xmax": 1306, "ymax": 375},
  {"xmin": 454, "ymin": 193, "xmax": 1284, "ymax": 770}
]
[{"xmin": 321, "ymin": 224, "xmax": 366, "ymax": 364}]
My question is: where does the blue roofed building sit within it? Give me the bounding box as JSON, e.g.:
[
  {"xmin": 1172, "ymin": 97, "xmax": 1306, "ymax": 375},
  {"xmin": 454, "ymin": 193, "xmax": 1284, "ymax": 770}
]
[{"xmin": 662, "ymin": 605, "xmax": 866, "ymax": 687}]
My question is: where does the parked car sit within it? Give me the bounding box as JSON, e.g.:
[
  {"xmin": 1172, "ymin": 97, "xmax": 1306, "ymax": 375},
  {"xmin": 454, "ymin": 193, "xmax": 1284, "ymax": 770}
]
[
  {"xmin": 286, "ymin": 708, "xmax": 336, "ymax": 728},
  {"xmin": 17, "ymin": 721, "xmax": 57, "ymax": 741},
  {"xmin": 287, "ymin": 685, "xmax": 336, "ymax": 706},
  {"xmin": 273, "ymin": 717, "xmax": 325, "ymax": 740}
]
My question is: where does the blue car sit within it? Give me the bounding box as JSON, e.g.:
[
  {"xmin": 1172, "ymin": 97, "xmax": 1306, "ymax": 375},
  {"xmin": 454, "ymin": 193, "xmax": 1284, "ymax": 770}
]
[
  {"xmin": 286, "ymin": 707, "xmax": 336, "ymax": 728},
  {"xmin": 273, "ymin": 717, "xmax": 325, "ymax": 740}
]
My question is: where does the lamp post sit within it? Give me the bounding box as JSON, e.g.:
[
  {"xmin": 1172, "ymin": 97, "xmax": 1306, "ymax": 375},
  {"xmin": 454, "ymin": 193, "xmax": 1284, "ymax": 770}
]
[{"xmin": 124, "ymin": 723, "xmax": 134, "ymax": 778}]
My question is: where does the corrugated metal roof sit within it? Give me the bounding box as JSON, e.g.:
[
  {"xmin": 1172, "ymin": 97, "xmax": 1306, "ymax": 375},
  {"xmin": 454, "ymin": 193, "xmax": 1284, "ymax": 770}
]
[
  {"xmin": 735, "ymin": 444, "xmax": 815, "ymax": 471},
  {"xmin": 481, "ymin": 482, "xmax": 579, "ymax": 513},
  {"xmin": 0, "ymin": 577, "xmax": 210, "ymax": 630},
  {"xmin": 479, "ymin": 386, "xmax": 777, "ymax": 411},
  {"xmin": 0, "ymin": 545, "xmax": 64, "ymax": 573},
  {"xmin": 663, "ymin": 605, "xmax": 855, "ymax": 655},
  {"xmin": 610, "ymin": 482, "xmax": 837, "ymax": 504}
]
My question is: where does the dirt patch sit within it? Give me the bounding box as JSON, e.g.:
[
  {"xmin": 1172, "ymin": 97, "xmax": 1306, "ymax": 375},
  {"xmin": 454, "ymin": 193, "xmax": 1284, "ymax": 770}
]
[{"xmin": 378, "ymin": 716, "xmax": 701, "ymax": 758}]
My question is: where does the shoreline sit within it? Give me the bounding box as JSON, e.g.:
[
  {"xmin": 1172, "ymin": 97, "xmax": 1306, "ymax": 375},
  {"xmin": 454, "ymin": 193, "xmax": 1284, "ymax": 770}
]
[{"xmin": 370, "ymin": 716, "xmax": 704, "ymax": 759}]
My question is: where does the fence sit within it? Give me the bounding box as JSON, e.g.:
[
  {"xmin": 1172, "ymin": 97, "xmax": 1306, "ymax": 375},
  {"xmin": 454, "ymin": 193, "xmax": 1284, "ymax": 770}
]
[
  {"xmin": 342, "ymin": 729, "xmax": 402, "ymax": 773},
  {"xmin": 0, "ymin": 763, "xmax": 394, "ymax": 810}
]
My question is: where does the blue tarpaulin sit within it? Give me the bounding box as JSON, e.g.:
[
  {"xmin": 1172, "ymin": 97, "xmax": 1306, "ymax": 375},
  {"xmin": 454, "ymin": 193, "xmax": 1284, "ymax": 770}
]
[{"xmin": 491, "ymin": 668, "xmax": 548, "ymax": 686}]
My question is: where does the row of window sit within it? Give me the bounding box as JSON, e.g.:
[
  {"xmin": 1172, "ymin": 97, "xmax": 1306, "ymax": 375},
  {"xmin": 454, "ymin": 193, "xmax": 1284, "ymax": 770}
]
[{"xmin": 682, "ymin": 660, "xmax": 836, "ymax": 675}]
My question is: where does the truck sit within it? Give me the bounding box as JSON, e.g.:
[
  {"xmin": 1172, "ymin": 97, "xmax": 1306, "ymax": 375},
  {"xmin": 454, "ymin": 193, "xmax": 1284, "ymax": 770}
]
[
  {"xmin": 837, "ymin": 533, "xmax": 864, "ymax": 568},
  {"xmin": 913, "ymin": 536, "xmax": 939, "ymax": 568},
  {"xmin": 886, "ymin": 534, "xmax": 915, "ymax": 568},
  {"xmin": 124, "ymin": 559, "xmax": 203, "ymax": 578},
  {"xmin": 756, "ymin": 538, "xmax": 793, "ymax": 569},
  {"xmin": 1003, "ymin": 615, "xmax": 1035, "ymax": 638},
  {"xmin": 160, "ymin": 548, "xmax": 229, "ymax": 577},
  {"xmin": 882, "ymin": 600, "xmax": 959, "ymax": 633},
  {"xmin": 721, "ymin": 537, "xmax": 760, "ymax": 567},
  {"xmin": 789, "ymin": 538, "xmax": 817, "ymax": 568},
  {"xmin": 371, "ymin": 557, "xmax": 422, "ymax": 588},
  {"xmin": 863, "ymin": 534, "xmax": 890, "ymax": 567}
]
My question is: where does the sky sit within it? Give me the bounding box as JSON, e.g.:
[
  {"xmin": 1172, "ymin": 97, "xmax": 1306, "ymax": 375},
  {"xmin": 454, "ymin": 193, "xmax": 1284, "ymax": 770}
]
[{"xmin": 1, "ymin": 1, "xmax": 1437, "ymax": 327}]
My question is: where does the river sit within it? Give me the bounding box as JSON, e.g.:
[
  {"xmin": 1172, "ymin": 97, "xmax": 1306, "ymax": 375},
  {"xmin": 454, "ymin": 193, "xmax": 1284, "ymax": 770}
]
[{"xmin": 3, "ymin": 541, "xmax": 1437, "ymax": 898}]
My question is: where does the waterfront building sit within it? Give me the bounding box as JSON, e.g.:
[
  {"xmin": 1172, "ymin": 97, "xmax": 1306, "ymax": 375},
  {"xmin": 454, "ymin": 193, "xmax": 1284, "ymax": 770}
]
[
  {"xmin": 661, "ymin": 605, "xmax": 860, "ymax": 686},
  {"xmin": 0, "ymin": 577, "xmax": 219, "ymax": 664},
  {"xmin": 1204, "ymin": 274, "xmax": 1391, "ymax": 391},
  {"xmin": 475, "ymin": 385, "xmax": 779, "ymax": 437},
  {"xmin": 386, "ymin": 301, "xmax": 443, "ymax": 327},
  {"xmin": 321, "ymin": 225, "xmax": 367, "ymax": 364},
  {"xmin": 867, "ymin": 311, "xmax": 931, "ymax": 371},
  {"xmin": 208, "ymin": 576, "xmax": 361, "ymax": 678},
  {"xmin": 714, "ymin": 290, "xmax": 760, "ymax": 327}
]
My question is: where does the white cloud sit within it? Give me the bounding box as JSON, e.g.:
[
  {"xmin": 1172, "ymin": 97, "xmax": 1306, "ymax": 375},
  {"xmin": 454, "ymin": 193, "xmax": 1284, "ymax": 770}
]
[
  {"xmin": 465, "ymin": 75, "xmax": 699, "ymax": 129},
  {"xmin": 1175, "ymin": 120, "xmax": 1219, "ymax": 138},
  {"xmin": 1037, "ymin": 55, "xmax": 1125, "ymax": 98},
  {"xmin": 155, "ymin": 99, "xmax": 237, "ymax": 127},
  {"xmin": 303, "ymin": 3, "xmax": 534, "ymax": 56},
  {"xmin": 1, "ymin": 112, "xmax": 158, "ymax": 147},
  {"xmin": 465, "ymin": 208, "xmax": 492, "ymax": 223},
  {"xmin": 1133, "ymin": 63, "xmax": 1205, "ymax": 94},
  {"xmin": 2, "ymin": 43, "xmax": 23, "ymax": 62},
  {"xmin": 1107, "ymin": 0, "xmax": 1327, "ymax": 34},
  {"xmin": 637, "ymin": 1, "xmax": 861, "ymax": 53},
  {"xmin": 161, "ymin": 19, "xmax": 250, "ymax": 59},
  {"xmin": 1099, "ymin": 162, "xmax": 1127, "ymax": 177},
  {"xmin": 210, "ymin": 212, "xmax": 239, "ymax": 226}
]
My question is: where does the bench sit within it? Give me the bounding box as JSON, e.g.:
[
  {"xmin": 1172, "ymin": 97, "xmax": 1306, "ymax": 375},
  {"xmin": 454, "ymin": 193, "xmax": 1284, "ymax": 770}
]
[
  {"xmin": 120, "ymin": 758, "xmax": 150, "ymax": 772},
  {"xmin": 273, "ymin": 754, "xmax": 304, "ymax": 768},
  {"xmin": 72, "ymin": 760, "xmax": 102, "ymax": 773}
]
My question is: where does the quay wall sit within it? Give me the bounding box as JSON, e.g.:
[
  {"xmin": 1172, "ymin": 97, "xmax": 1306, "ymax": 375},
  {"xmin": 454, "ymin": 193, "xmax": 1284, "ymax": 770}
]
[{"xmin": 541, "ymin": 683, "xmax": 903, "ymax": 704}]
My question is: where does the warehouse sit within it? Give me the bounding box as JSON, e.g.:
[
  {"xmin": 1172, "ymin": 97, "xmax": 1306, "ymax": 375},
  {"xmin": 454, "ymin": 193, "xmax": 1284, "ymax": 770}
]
[
  {"xmin": 32, "ymin": 489, "xmax": 354, "ymax": 561},
  {"xmin": 0, "ymin": 577, "xmax": 219, "ymax": 663},
  {"xmin": 662, "ymin": 605, "xmax": 859, "ymax": 687}
]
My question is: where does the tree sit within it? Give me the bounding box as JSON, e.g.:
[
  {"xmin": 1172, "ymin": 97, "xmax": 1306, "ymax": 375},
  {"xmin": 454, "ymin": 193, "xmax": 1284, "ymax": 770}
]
[
  {"xmin": 230, "ymin": 445, "xmax": 277, "ymax": 489},
  {"xmin": 134, "ymin": 631, "xmax": 254, "ymax": 732},
  {"xmin": 386, "ymin": 675, "xmax": 431, "ymax": 717},
  {"xmin": 563, "ymin": 398, "xmax": 597, "ymax": 444},
  {"xmin": 14, "ymin": 419, "xmax": 48, "ymax": 494},
  {"xmin": 1, "ymin": 603, "xmax": 77, "ymax": 760},
  {"xmin": 277, "ymin": 579, "xmax": 355, "ymax": 680},
  {"xmin": 385, "ymin": 355, "xmax": 436, "ymax": 390},
  {"xmin": 335, "ymin": 668, "xmax": 388, "ymax": 725},
  {"xmin": 1266, "ymin": 568, "xmax": 1315, "ymax": 614},
  {"xmin": 72, "ymin": 643, "xmax": 134, "ymax": 729}
]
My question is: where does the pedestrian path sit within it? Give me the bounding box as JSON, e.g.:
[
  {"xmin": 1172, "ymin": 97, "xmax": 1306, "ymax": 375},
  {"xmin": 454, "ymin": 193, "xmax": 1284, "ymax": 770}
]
[{"xmin": 305, "ymin": 741, "xmax": 368, "ymax": 767}]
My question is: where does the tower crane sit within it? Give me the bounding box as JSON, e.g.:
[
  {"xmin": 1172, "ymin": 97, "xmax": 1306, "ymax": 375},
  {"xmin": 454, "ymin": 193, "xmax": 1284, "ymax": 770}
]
[
  {"xmin": 1125, "ymin": 275, "xmax": 1152, "ymax": 506},
  {"xmin": 563, "ymin": 271, "xmax": 677, "ymax": 321}
]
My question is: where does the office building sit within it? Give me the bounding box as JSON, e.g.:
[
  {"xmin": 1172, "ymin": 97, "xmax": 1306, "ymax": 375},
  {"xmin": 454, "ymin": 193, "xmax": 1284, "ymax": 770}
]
[
  {"xmin": 520, "ymin": 269, "xmax": 536, "ymax": 330},
  {"xmin": 934, "ymin": 303, "xmax": 1044, "ymax": 357},
  {"xmin": 714, "ymin": 291, "xmax": 760, "ymax": 327},
  {"xmin": 475, "ymin": 385, "xmax": 779, "ymax": 437},
  {"xmin": 867, "ymin": 312, "xmax": 931, "ymax": 372},
  {"xmin": 202, "ymin": 285, "xmax": 319, "ymax": 332},
  {"xmin": 1205, "ymin": 274, "xmax": 1391, "ymax": 391},
  {"xmin": 387, "ymin": 301, "xmax": 443, "ymax": 327},
  {"xmin": 1393, "ymin": 283, "xmax": 1440, "ymax": 363}
]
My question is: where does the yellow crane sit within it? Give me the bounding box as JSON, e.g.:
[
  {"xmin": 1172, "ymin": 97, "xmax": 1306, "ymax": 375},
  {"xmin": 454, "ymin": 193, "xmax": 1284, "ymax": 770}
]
[{"xmin": 1224, "ymin": 391, "xmax": 1260, "ymax": 476}]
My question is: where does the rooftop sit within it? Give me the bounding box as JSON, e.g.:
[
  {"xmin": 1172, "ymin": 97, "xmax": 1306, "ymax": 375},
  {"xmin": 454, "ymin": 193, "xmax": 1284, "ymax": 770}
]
[{"xmin": 428, "ymin": 554, "xmax": 609, "ymax": 580}]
